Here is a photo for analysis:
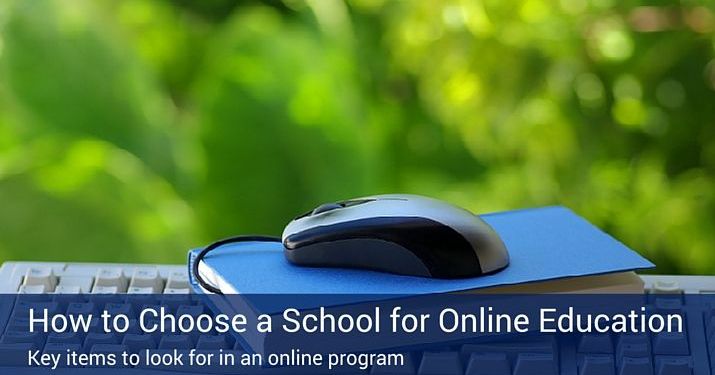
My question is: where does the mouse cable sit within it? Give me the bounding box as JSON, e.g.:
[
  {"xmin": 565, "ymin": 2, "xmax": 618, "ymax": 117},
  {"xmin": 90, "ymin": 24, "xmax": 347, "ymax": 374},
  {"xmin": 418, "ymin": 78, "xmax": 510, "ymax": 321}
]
[{"xmin": 193, "ymin": 235, "xmax": 282, "ymax": 295}]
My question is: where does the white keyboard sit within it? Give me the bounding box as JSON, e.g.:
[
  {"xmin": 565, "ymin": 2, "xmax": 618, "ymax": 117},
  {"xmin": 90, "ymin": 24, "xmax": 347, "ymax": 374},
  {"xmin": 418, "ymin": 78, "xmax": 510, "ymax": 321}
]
[
  {"xmin": 0, "ymin": 261, "xmax": 190, "ymax": 294},
  {"xmin": 0, "ymin": 261, "xmax": 714, "ymax": 375},
  {"xmin": 0, "ymin": 262, "xmax": 715, "ymax": 294},
  {"xmin": 1, "ymin": 261, "xmax": 714, "ymax": 294}
]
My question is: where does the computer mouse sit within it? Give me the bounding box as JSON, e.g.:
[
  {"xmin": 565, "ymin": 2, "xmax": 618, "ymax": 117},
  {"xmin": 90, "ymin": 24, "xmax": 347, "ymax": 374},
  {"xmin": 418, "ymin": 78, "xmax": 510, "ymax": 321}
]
[{"xmin": 282, "ymin": 194, "xmax": 509, "ymax": 278}]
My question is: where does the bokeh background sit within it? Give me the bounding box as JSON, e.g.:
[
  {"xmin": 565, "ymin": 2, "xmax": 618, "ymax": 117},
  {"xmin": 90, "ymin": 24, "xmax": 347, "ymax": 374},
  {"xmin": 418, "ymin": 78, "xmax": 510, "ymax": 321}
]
[{"xmin": 0, "ymin": 0, "xmax": 713, "ymax": 274}]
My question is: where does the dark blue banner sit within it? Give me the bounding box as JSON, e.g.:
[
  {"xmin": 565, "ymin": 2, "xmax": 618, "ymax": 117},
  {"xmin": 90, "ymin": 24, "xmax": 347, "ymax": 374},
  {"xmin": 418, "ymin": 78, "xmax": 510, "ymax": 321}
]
[{"xmin": 0, "ymin": 293, "xmax": 712, "ymax": 374}]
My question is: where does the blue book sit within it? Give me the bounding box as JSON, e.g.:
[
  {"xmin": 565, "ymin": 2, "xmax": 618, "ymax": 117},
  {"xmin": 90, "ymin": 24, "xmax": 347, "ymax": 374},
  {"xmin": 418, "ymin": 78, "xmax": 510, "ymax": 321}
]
[
  {"xmin": 187, "ymin": 206, "xmax": 653, "ymax": 354},
  {"xmin": 188, "ymin": 206, "xmax": 653, "ymax": 303}
]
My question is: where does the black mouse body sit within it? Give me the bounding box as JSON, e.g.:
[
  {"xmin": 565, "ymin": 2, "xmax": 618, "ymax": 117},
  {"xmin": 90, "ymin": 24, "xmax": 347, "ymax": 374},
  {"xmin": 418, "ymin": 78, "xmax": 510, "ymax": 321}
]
[{"xmin": 282, "ymin": 194, "xmax": 509, "ymax": 278}]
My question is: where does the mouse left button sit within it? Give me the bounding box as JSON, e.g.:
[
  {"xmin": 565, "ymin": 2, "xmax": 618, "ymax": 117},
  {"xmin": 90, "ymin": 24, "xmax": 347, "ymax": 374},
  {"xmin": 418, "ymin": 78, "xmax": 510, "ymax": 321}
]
[{"xmin": 312, "ymin": 203, "xmax": 343, "ymax": 215}]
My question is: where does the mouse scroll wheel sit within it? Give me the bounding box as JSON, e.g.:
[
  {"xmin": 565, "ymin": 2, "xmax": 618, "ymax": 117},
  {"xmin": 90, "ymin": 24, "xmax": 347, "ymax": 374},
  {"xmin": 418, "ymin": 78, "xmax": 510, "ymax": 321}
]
[{"xmin": 312, "ymin": 203, "xmax": 344, "ymax": 215}]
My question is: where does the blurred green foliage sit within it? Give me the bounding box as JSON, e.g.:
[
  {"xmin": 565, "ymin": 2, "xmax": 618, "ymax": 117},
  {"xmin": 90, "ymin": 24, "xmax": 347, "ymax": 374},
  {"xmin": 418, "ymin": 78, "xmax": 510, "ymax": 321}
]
[{"xmin": 0, "ymin": 0, "xmax": 713, "ymax": 274}]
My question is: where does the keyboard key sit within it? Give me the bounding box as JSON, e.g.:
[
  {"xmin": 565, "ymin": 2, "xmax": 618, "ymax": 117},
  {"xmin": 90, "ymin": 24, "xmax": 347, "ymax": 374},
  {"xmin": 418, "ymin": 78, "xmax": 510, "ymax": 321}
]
[
  {"xmin": 465, "ymin": 352, "xmax": 510, "ymax": 375},
  {"xmin": 164, "ymin": 288, "xmax": 190, "ymax": 294},
  {"xmin": 52, "ymin": 293, "xmax": 85, "ymax": 308},
  {"xmin": 0, "ymin": 331, "xmax": 46, "ymax": 348},
  {"xmin": 122, "ymin": 333, "xmax": 156, "ymax": 353},
  {"xmin": 618, "ymin": 334, "xmax": 651, "ymax": 348},
  {"xmin": 417, "ymin": 351, "xmax": 462, "ymax": 375},
  {"xmin": 83, "ymin": 332, "xmax": 119, "ymax": 352},
  {"xmin": 652, "ymin": 333, "xmax": 689, "ymax": 355},
  {"xmin": 105, "ymin": 302, "xmax": 135, "ymax": 317},
  {"xmin": 617, "ymin": 335, "xmax": 651, "ymax": 363},
  {"xmin": 579, "ymin": 334, "xmax": 613, "ymax": 354},
  {"xmin": 619, "ymin": 357, "xmax": 653, "ymax": 375},
  {"xmin": 47, "ymin": 331, "xmax": 85, "ymax": 345},
  {"xmin": 23, "ymin": 267, "xmax": 58, "ymax": 292},
  {"xmin": 618, "ymin": 343, "xmax": 650, "ymax": 362},
  {"xmin": 125, "ymin": 293, "xmax": 157, "ymax": 306},
  {"xmin": 5, "ymin": 317, "xmax": 44, "ymax": 333},
  {"xmin": 16, "ymin": 293, "xmax": 53, "ymax": 303},
  {"xmin": 160, "ymin": 294, "xmax": 193, "ymax": 311},
  {"xmin": 128, "ymin": 286, "xmax": 156, "ymax": 294},
  {"xmin": 63, "ymin": 265, "xmax": 100, "ymax": 277},
  {"xmin": 580, "ymin": 354, "xmax": 614, "ymax": 375},
  {"xmin": 18, "ymin": 284, "xmax": 47, "ymax": 294},
  {"xmin": 656, "ymin": 357, "xmax": 692, "ymax": 375},
  {"xmin": 177, "ymin": 304, "xmax": 204, "ymax": 317},
  {"xmin": 129, "ymin": 268, "xmax": 163, "ymax": 293},
  {"xmin": 12, "ymin": 301, "xmax": 60, "ymax": 320},
  {"xmin": 54, "ymin": 285, "xmax": 82, "ymax": 294},
  {"xmin": 94, "ymin": 268, "xmax": 128, "ymax": 292},
  {"xmin": 654, "ymin": 298, "xmax": 682, "ymax": 313},
  {"xmin": 66, "ymin": 302, "xmax": 98, "ymax": 316},
  {"xmin": 158, "ymin": 334, "xmax": 194, "ymax": 349},
  {"xmin": 461, "ymin": 337, "xmax": 554, "ymax": 360},
  {"xmin": 513, "ymin": 353, "xmax": 556, "ymax": 375},
  {"xmin": 57, "ymin": 276, "xmax": 94, "ymax": 293},
  {"xmin": 652, "ymin": 281, "xmax": 682, "ymax": 295},
  {"xmin": 14, "ymin": 292, "xmax": 50, "ymax": 304},
  {"xmin": 88, "ymin": 292, "xmax": 122, "ymax": 307},
  {"xmin": 92, "ymin": 285, "xmax": 119, "ymax": 294},
  {"xmin": 167, "ymin": 270, "xmax": 189, "ymax": 289}
]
